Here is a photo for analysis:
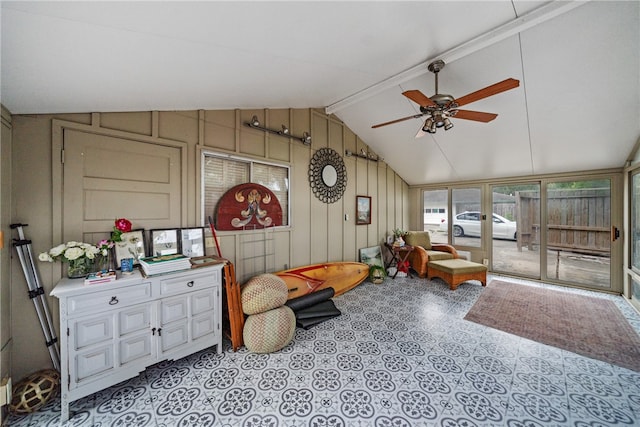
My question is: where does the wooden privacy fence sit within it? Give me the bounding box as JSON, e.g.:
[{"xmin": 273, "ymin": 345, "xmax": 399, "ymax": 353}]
[{"xmin": 516, "ymin": 188, "xmax": 611, "ymax": 256}]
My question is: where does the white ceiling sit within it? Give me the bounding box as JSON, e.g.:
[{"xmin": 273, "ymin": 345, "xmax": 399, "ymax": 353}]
[{"xmin": 2, "ymin": 1, "xmax": 639, "ymax": 185}]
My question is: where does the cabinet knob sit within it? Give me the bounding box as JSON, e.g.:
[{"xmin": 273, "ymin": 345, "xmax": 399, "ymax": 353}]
[
  {"xmin": 157, "ymin": 328, "xmax": 162, "ymax": 336},
  {"xmin": 109, "ymin": 296, "xmax": 119, "ymax": 305},
  {"xmin": 187, "ymin": 280, "xmax": 194, "ymax": 287},
  {"xmin": 152, "ymin": 327, "xmax": 156, "ymax": 335}
]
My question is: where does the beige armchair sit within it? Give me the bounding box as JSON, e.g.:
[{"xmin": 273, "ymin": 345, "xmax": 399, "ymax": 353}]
[{"xmin": 403, "ymin": 231, "xmax": 458, "ymax": 278}]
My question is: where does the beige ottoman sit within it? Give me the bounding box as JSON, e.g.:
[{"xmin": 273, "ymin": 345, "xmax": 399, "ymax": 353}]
[{"xmin": 427, "ymin": 259, "xmax": 487, "ymax": 290}]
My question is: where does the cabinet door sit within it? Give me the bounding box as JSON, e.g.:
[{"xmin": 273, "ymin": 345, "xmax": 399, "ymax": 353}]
[
  {"xmin": 70, "ymin": 302, "xmax": 154, "ymax": 388},
  {"xmin": 72, "ymin": 312, "xmax": 115, "ymax": 387},
  {"xmin": 119, "ymin": 305, "xmax": 155, "ymax": 366},
  {"xmin": 159, "ymin": 296, "xmax": 189, "ymax": 355},
  {"xmin": 158, "ymin": 289, "xmax": 218, "ymax": 357},
  {"xmin": 191, "ymin": 289, "xmax": 216, "ymax": 340}
]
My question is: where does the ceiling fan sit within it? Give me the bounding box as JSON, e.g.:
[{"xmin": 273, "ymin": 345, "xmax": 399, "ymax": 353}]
[{"xmin": 372, "ymin": 60, "xmax": 520, "ymax": 137}]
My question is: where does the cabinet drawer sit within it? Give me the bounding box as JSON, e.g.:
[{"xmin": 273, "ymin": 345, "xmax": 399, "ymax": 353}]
[
  {"xmin": 67, "ymin": 283, "xmax": 152, "ymax": 316},
  {"xmin": 159, "ymin": 270, "xmax": 220, "ymax": 296}
]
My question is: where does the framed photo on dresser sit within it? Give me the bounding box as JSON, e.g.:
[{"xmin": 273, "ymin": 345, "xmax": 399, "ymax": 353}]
[
  {"xmin": 180, "ymin": 227, "xmax": 205, "ymax": 258},
  {"xmin": 114, "ymin": 229, "xmax": 146, "ymax": 267}
]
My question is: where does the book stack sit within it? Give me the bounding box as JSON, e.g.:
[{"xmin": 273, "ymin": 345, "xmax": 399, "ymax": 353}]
[
  {"xmin": 84, "ymin": 270, "xmax": 117, "ymax": 285},
  {"xmin": 139, "ymin": 254, "xmax": 192, "ymax": 276}
]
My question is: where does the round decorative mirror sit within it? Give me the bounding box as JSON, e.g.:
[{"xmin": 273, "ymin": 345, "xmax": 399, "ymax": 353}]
[
  {"xmin": 309, "ymin": 147, "xmax": 347, "ymax": 203},
  {"xmin": 321, "ymin": 165, "xmax": 338, "ymax": 187}
]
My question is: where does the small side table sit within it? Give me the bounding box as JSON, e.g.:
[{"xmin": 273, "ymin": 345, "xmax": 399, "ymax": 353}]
[{"xmin": 384, "ymin": 243, "xmax": 414, "ymax": 279}]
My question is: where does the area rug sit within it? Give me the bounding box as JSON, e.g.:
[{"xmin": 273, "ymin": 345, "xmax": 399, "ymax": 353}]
[{"xmin": 464, "ymin": 280, "xmax": 640, "ymax": 372}]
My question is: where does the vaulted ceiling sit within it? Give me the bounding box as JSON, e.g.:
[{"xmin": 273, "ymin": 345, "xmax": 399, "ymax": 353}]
[{"xmin": 2, "ymin": 1, "xmax": 638, "ymax": 185}]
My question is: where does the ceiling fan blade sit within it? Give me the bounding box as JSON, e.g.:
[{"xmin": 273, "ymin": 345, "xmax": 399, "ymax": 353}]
[
  {"xmin": 372, "ymin": 113, "xmax": 424, "ymax": 129},
  {"xmin": 454, "ymin": 78, "xmax": 520, "ymax": 107},
  {"xmin": 402, "ymin": 90, "xmax": 436, "ymax": 107},
  {"xmin": 454, "ymin": 110, "xmax": 498, "ymax": 122}
]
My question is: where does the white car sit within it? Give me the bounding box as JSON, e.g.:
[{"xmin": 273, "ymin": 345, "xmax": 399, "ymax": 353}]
[{"xmin": 439, "ymin": 211, "xmax": 517, "ymax": 240}]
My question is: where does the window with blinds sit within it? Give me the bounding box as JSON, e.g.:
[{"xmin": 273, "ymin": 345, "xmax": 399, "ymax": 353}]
[{"xmin": 203, "ymin": 153, "xmax": 290, "ymax": 226}]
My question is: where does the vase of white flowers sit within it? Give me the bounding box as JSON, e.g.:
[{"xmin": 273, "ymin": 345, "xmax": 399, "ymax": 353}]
[{"xmin": 39, "ymin": 241, "xmax": 101, "ymax": 278}]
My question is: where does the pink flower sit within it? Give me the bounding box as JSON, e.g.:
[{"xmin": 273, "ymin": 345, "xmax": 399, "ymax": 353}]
[
  {"xmin": 97, "ymin": 239, "xmax": 114, "ymax": 249},
  {"xmin": 96, "ymin": 239, "xmax": 114, "ymax": 257}
]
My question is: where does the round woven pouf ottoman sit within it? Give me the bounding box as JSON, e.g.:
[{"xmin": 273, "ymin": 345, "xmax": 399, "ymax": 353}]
[
  {"xmin": 243, "ymin": 305, "xmax": 296, "ymax": 353},
  {"xmin": 10, "ymin": 369, "xmax": 60, "ymax": 415},
  {"xmin": 241, "ymin": 273, "xmax": 288, "ymax": 315}
]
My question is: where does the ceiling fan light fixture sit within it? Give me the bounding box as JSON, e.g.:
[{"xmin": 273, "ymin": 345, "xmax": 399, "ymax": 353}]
[
  {"xmin": 443, "ymin": 118, "xmax": 454, "ymax": 131},
  {"xmin": 427, "ymin": 120, "xmax": 437, "ymax": 134},
  {"xmin": 251, "ymin": 115, "xmax": 260, "ymax": 126},
  {"xmin": 422, "ymin": 117, "xmax": 433, "ymax": 132},
  {"xmin": 433, "ymin": 113, "xmax": 445, "ymax": 128},
  {"xmin": 281, "ymin": 125, "xmax": 289, "ymax": 134}
]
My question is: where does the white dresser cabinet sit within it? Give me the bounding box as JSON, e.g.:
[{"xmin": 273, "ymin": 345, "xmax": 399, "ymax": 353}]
[{"xmin": 51, "ymin": 265, "xmax": 223, "ymax": 422}]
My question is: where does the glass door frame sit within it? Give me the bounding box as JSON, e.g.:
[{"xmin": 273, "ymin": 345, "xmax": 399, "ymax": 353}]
[
  {"xmin": 540, "ymin": 174, "xmax": 622, "ymax": 293},
  {"xmin": 490, "ymin": 182, "xmax": 541, "ymax": 280},
  {"xmin": 417, "ymin": 170, "xmax": 623, "ymax": 293},
  {"xmin": 625, "ymin": 166, "xmax": 640, "ymax": 308}
]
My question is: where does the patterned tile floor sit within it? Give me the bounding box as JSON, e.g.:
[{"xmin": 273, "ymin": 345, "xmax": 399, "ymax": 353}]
[{"xmin": 7, "ymin": 274, "xmax": 640, "ymax": 427}]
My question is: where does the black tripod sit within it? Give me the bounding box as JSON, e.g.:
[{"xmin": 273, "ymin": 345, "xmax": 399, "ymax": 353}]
[{"xmin": 11, "ymin": 223, "xmax": 60, "ymax": 371}]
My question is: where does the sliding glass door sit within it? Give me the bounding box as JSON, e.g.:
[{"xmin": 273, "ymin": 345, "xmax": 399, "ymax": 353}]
[
  {"xmin": 421, "ymin": 172, "xmax": 621, "ymax": 292},
  {"xmin": 423, "ymin": 189, "xmax": 448, "ymax": 244},
  {"xmin": 451, "ymin": 188, "xmax": 482, "ymax": 248},
  {"xmin": 424, "ymin": 187, "xmax": 482, "ymax": 248},
  {"xmin": 492, "ymin": 184, "xmax": 540, "ymax": 278},
  {"xmin": 546, "ymin": 179, "xmax": 611, "ymax": 288}
]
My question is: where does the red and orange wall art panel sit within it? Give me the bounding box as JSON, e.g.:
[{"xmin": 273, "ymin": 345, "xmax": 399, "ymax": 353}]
[{"xmin": 215, "ymin": 183, "xmax": 283, "ymax": 231}]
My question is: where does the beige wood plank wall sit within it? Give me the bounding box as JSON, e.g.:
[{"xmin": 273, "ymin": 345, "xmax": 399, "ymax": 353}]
[{"xmin": 7, "ymin": 107, "xmax": 409, "ymax": 379}]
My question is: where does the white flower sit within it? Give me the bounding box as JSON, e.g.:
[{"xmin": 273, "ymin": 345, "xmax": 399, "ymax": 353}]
[
  {"xmin": 85, "ymin": 246, "xmax": 99, "ymax": 259},
  {"xmin": 64, "ymin": 247, "xmax": 84, "ymax": 261},
  {"xmin": 38, "ymin": 252, "xmax": 53, "ymax": 262},
  {"xmin": 49, "ymin": 243, "xmax": 66, "ymax": 257},
  {"xmin": 39, "ymin": 241, "xmax": 102, "ymax": 264}
]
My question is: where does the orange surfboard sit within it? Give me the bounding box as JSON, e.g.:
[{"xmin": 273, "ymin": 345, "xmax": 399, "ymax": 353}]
[{"xmin": 275, "ymin": 262, "xmax": 370, "ymax": 299}]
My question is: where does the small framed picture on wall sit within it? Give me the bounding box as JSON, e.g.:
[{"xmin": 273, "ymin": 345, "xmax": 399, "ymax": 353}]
[{"xmin": 356, "ymin": 195, "xmax": 372, "ymax": 225}]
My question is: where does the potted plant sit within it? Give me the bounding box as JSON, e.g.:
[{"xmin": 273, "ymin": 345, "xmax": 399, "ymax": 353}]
[
  {"xmin": 392, "ymin": 228, "xmax": 407, "ymax": 247},
  {"xmin": 368, "ymin": 264, "xmax": 386, "ymax": 284}
]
